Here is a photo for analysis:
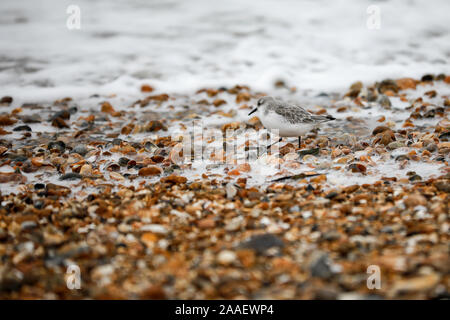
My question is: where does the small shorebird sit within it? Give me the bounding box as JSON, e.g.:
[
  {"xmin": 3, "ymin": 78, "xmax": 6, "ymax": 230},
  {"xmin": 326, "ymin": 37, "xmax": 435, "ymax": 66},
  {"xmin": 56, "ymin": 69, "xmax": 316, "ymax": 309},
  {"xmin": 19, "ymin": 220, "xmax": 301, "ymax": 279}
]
[{"xmin": 248, "ymin": 96, "xmax": 335, "ymax": 148}]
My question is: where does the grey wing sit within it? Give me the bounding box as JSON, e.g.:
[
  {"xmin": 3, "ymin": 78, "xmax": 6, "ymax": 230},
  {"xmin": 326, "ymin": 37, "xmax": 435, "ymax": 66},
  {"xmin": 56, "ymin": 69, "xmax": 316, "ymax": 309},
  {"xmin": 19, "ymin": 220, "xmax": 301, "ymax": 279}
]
[{"xmin": 272, "ymin": 102, "xmax": 315, "ymax": 124}]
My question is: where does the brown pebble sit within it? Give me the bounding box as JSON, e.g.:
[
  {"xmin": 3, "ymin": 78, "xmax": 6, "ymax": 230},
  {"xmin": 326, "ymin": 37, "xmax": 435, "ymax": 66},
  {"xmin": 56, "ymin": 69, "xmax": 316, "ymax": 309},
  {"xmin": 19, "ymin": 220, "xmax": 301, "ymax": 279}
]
[
  {"xmin": 146, "ymin": 120, "xmax": 167, "ymax": 132},
  {"xmin": 396, "ymin": 78, "xmax": 416, "ymax": 90},
  {"xmin": 161, "ymin": 174, "xmax": 187, "ymax": 184},
  {"xmin": 0, "ymin": 96, "xmax": 13, "ymax": 104},
  {"xmin": 140, "ymin": 84, "xmax": 154, "ymax": 92},
  {"xmin": 197, "ymin": 217, "xmax": 215, "ymax": 229},
  {"xmin": 372, "ymin": 126, "xmax": 391, "ymax": 135},
  {"xmin": 236, "ymin": 92, "xmax": 251, "ymax": 103},
  {"xmin": 51, "ymin": 117, "xmax": 69, "ymax": 128},
  {"xmin": 138, "ymin": 166, "xmax": 162, "ymax": 176},
  {"xmin": 213, "ymin": 99, "xmax": 227, "ymax": 107},
  {"xmin": 0, "ymin": 172, "xmax": 27, "ymax": 183},
  {"xmin": 0, "ymin": 115, "xmax": 17, "ymax": 126},
  {"xmin": 101, "ymin": 102, "xmax": 121, "ymax": 117},
  {"xmin": 404, "ymin": 194, "xmax": 427, "ymax": 208},
  {"xmin": 348, "ymin": 163, "xmax": 367, "ymax": 173}
]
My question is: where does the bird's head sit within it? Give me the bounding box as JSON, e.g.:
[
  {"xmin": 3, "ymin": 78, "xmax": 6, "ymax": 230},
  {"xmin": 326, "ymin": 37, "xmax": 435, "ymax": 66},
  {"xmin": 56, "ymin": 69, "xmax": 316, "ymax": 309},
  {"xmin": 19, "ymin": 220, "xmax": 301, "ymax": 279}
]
[{"xmin": 248, "ymin": 96, "xmax": 273, "ymax": 116}]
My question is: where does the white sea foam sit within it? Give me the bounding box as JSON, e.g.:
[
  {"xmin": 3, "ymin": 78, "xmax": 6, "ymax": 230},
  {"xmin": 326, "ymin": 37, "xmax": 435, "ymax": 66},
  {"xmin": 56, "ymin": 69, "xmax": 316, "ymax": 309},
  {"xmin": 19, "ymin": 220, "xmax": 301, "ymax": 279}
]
[{"xmin": 0, "ymin": 0, "xmax": 449, "ymax": 103}]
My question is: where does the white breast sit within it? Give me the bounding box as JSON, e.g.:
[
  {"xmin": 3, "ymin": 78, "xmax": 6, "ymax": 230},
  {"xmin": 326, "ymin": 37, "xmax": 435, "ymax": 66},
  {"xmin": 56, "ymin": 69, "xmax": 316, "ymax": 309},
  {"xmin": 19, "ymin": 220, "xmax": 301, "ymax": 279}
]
[{"xmin": 259, "ymin": 110, "xmax": 314, "ymax": 137}]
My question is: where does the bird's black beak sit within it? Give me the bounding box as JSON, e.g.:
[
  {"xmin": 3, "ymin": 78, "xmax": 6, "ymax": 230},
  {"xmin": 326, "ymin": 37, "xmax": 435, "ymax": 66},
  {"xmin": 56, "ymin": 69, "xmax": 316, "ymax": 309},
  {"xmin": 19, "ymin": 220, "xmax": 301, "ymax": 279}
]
[{"xmin": 248, "ymin": 108, "xmax": 258, "ymax": 116}]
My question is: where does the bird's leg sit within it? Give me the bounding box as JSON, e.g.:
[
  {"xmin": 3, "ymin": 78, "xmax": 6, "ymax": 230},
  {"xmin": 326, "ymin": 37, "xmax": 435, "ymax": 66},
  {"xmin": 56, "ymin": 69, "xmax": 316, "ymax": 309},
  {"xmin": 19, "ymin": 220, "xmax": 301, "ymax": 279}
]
[
  {"xmin": 267, "ymin": 137, "xmax": 282, "ymax": 151},
  {"xmin": 298, "ymin": 136, "xmax": 302, "ymax": 149}
]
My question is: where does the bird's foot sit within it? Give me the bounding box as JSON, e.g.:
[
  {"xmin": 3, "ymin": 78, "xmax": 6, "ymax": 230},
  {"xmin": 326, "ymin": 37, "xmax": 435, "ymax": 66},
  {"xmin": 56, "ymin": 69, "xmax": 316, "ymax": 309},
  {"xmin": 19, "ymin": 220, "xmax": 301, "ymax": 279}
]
[{"xmin": 267, "ymin": 137, "xmax": 283, "ymax": 151}]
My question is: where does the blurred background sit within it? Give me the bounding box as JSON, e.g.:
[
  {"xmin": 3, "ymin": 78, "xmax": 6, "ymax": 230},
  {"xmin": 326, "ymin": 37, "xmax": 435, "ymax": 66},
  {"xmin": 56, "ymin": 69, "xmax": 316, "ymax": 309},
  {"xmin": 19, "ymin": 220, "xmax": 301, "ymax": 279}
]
[{"xmin": 0, "ymin": 0, "xmax": 449, "ymax": 101}]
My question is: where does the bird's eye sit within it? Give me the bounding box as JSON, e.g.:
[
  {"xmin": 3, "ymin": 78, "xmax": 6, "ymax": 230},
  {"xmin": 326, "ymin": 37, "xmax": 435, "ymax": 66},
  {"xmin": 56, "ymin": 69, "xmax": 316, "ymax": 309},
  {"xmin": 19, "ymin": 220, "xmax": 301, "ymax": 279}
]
[{"xmin": 257, "ymin": 98, "xmax": 263, "ymax": 106}]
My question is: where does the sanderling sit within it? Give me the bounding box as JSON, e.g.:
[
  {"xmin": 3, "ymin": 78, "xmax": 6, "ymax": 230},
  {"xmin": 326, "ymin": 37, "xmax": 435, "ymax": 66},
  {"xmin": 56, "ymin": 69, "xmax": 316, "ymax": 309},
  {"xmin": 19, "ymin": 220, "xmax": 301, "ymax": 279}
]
[{"xmin": 248, "ymin": 96, "xmax": 335, "ymax": 148}]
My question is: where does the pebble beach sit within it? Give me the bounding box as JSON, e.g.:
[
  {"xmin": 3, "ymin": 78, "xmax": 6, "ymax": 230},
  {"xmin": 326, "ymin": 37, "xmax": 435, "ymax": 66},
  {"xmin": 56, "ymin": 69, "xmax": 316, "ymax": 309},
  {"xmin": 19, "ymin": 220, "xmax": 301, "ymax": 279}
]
[
  {"xmin": 0, "ymin": 0, "xmax": 449, "ymax": 300},
  {"xmin": 0, "ymin": 75, "xmax": 449, "ymax": 299}
]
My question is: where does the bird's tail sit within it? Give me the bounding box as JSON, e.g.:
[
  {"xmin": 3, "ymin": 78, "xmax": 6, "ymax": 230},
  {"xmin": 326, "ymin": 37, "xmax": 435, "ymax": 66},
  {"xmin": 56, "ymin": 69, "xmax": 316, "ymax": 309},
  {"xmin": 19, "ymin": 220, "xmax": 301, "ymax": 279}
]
[{"xmin": 311, "ymin": 114, "xmax": 336, "ymax": 122}]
